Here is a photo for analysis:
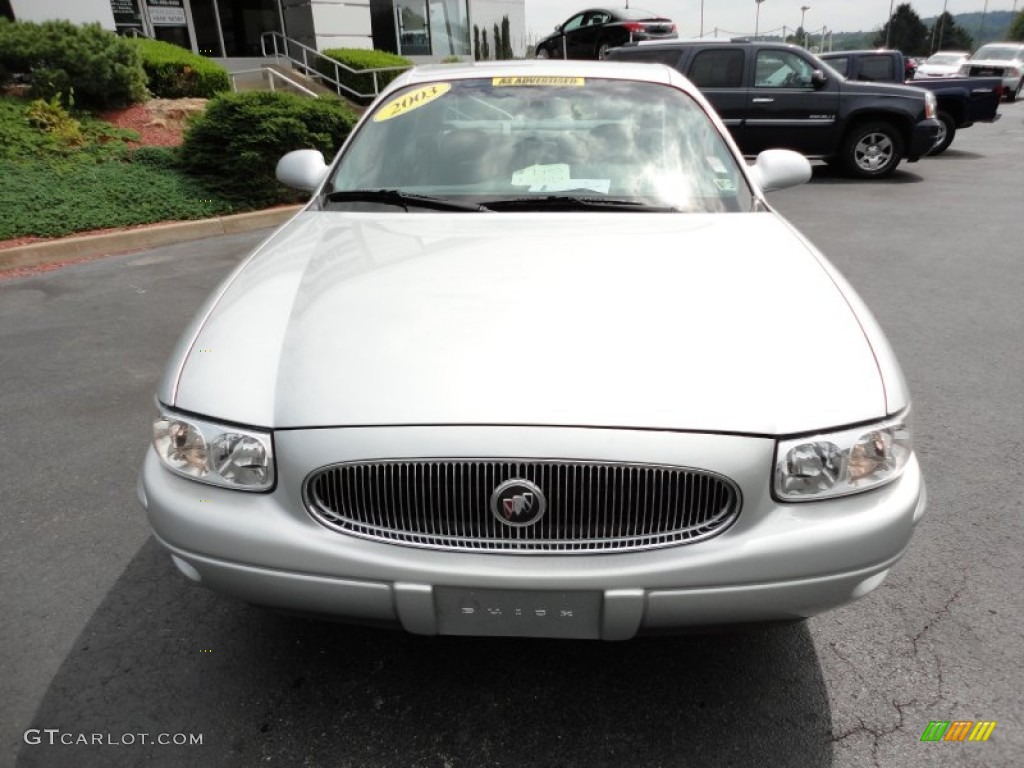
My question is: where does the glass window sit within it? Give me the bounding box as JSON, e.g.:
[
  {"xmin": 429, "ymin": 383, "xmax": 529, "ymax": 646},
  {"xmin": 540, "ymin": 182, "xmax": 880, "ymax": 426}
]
[
  {"xmin": 562, "ymin": 14, "xmax": 585, "ymax": 33},
  {"xmin": 825, "ymin": 56, "xmax": 849, "ymax": 77},
  {"xmin": 754, "ymin": 50, "xmax": 815, "ymax": 88},
  {"xmin": 329, "ymin": 78, "xmax": 752, "ymax": 213},
  {"xmin": 858, "ymin": 55, "xmax": 895, "ymax": 82},
  {"xmin": 689, "ymin": 50, "xmax": 745, "ymax": 88},
  {"xmin": 396, "ymin": 0, "xmax": 430, "ymax": 56},
  {"xmin": 428, "ymin": 0, "xmax": 470, "ymax": 57}
]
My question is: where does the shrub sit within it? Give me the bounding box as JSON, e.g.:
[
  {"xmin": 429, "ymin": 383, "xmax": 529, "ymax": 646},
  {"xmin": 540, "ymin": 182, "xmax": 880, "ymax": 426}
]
[
  {"xmin": 316, "ymin": 48, "xmax": 412, "ymax": 104},
  {"xmin": 128, "ymin": 38, "xmax": 230, "ymax": 98},
  {"xmin": 25, "ymin": 95, "xmax": 84, "ymax": 147},
  {"xmin": 179, "ymin": 90, "xmax": 357, "ymax": 206},
  {"xmin": 0, "ymin": 19, "xmax": 147, "ymax": 108}
]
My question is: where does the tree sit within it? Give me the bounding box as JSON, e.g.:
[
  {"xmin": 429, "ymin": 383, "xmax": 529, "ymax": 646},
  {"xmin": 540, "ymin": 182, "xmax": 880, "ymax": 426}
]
[
  {"xmin": 501, "ymin": 15, "xmax": 513, "ymax": 59},
  {"xmin": 473, "ymin": 24, "xmax": 480, "ymax": 60},
  {"xmin": 481, "ymin": 29, "xmax": 489, "ymax": 60},
  {"xmin": 929, "ymin": 12, "xmax": 973, "ymax": 52},
  {"xmin": 493, "ymin": 23, "xmax": 502, "ymax": 60},
  {"xmin": 874, "ymin": 3, "xmax": 929, "ymax": 55},
  {"xmin": 786, "ymin": 26, "xmax": 807, "ymax": 47},
  {"xmin": 1009, "ymin": 11, "xmax": 1024, "ymax": 41}
]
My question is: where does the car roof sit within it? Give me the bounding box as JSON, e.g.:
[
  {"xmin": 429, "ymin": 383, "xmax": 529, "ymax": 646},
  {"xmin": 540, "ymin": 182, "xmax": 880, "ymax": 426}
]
[{"xmin": 392, "ymin": 59, "xmax": 684, "ymax": 91}]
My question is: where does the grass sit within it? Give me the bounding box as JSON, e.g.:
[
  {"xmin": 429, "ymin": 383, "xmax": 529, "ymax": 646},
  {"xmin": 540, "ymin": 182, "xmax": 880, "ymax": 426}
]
[{"xmin": 0, "ymin": 95, "xmax": 262, "ymax": 241}]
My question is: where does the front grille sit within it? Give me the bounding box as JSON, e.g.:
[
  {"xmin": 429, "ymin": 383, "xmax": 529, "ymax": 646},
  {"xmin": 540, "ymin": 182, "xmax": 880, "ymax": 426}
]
[{"xmin": 304, "ymin": 460, "xmax": 741, "ymax": 553}]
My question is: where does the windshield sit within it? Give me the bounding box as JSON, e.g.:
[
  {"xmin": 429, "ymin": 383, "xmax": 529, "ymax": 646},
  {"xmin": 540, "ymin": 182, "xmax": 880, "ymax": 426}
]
[
  {"xmin": 328, "ymin": 76, "xmax": 752, "ymax": 213},
  {"xmin": 925, "ymin": 54, "xmax": 965, "ymax": 65},
  {"xmin": 972, "ymin": 45, "xmax": 1024, "ymax": 61}
]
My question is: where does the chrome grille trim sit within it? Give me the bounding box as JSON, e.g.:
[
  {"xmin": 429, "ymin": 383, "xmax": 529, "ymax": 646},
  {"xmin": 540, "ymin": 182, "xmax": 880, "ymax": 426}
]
[{"xmin": 303, "ymin": 459, "xmax": 741, "ymax": 554}]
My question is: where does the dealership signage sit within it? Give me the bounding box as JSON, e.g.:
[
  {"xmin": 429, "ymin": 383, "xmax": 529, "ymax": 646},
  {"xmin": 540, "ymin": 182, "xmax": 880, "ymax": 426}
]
[{"xmin": 146, "ymin": 0, "xmax": 186, "ymax": 26}]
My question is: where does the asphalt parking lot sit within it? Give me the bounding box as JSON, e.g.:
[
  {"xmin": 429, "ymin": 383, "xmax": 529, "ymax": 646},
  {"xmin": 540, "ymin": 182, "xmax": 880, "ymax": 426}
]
[{"xmin": 2, "ymin": 103, "xmax": 1022, "ymax": 768}]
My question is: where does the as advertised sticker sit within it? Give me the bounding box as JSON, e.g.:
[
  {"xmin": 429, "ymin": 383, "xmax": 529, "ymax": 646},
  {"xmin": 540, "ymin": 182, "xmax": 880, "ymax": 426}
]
[
  {"xmin": 492, "ymin": 76, "xmax": 585, "ymax": 87},
  {"xmin": 373, "ymin": 83, "xmax": 450, "ymax": 122}
]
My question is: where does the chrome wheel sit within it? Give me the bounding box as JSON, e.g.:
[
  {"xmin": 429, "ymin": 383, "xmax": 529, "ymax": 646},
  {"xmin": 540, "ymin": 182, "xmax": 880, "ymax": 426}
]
[{"xmin": 853, "ymin": 131, "xmax": 895, "ymax": 173}]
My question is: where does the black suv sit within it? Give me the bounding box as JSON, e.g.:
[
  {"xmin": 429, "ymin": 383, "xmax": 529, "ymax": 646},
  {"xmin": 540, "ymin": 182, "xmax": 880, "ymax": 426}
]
[{"xmin": 605, "ymin": 39, "xmax": 941, "ymax": 178}]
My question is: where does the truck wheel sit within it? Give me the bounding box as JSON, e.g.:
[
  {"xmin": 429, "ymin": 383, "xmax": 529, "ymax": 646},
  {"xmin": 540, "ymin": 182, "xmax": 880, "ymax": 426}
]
[
  {"xmin": 930, "ymin": 112, "xmax": 956, "ymax": 155},
  {"xmin": 1009, "ymin": 79, "xmax": 1022, "ymax": 102},
  {"xmin": 841, "ymin": 122, "xmax": 904, "ymax": 179}
]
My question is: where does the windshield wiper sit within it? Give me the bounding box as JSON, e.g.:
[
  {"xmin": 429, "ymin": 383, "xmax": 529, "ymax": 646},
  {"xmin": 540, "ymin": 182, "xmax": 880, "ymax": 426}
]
[
  {"xmin": 483, "ymin": 194, "xmax": 679, "ymax": 212},
  {"xmin": 323, "ymin": 189, "xmax": 490, "ymax": 212}
]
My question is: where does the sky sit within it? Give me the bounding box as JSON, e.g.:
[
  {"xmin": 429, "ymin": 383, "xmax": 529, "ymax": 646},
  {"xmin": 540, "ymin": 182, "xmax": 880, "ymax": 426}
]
[{"xmin": 525, "ymin": 1, "xmax": 1023, "ymax": 42}]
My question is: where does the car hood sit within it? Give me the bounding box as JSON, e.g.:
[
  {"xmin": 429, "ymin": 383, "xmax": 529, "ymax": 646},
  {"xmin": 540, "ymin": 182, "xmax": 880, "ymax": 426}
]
[{"xmin": 168, "ymin": 211, "xmax": 889, "ymax": 435}]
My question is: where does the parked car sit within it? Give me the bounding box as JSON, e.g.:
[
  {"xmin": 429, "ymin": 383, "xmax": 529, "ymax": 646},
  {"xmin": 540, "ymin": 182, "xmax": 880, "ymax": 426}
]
[
  {"xmin": 915, "ymin": 51, "xmax": 970, "ymax": 79},
  {"xmin": 534, "ymin": 7, "xmax": 676, "ymax": 60},
  {"xmin": 140, "ymin": 60, "xmax": 925, "ymax": 639},
  {"xmin": 958, "ymin": 42, "xmax": 1024, "ymax": 101},
  {"xmin": 605, "ymin": 40, "xmax": 941, "ymax": 178},
  {"xmin": 818, "ymin": 49, "xmax": 1002, "ymax": 155}
]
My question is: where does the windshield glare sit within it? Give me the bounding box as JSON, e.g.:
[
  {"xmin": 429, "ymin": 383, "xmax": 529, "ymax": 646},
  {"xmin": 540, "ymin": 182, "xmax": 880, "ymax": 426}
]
[{"xmin": 329, "ymin": 77, "xmax": 752, "ymax": 213}]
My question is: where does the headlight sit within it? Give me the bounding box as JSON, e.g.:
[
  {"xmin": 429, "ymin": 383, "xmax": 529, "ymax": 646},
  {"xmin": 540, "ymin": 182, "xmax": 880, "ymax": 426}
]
[
  {"xmin": 774, "ymin": 413, "xmax": 912, "ymax": 501},
  {"xmin": 924, "ymin": 91, "xmax": 937, "ymax": 120},
  {"xmin": 152, "ymin": 408, "xmax": 275, "ymax": 491}
]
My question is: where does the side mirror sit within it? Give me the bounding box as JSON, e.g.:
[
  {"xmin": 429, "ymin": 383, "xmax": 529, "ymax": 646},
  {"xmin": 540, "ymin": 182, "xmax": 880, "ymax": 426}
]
[
  {"xmin": 276, "ymin": 149, "xmax": 328, "ymax": 191},
  {"xmin": 748, "ymin": 149, "xmax": 812, "ymax": 192},
  {"xmin": 811, "ymin": 69, "xmax": 828, "ymax": 88}
]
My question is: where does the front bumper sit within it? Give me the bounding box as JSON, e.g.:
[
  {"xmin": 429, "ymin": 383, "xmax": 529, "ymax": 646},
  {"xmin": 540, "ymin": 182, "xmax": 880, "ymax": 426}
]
[
  {"xmin": 139, "ymin": 425, "xmax": 927, "ymax": 639},
  {"xmin": 907, "ymin": 118, "xmax": 942, "ymax": 161}
]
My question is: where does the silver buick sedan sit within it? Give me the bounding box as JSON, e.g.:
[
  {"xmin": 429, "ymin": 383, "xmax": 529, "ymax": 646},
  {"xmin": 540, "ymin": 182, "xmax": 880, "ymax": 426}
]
[{"xmin": 138, "ymin": 60, "xmax": 926, "ymax": 640}]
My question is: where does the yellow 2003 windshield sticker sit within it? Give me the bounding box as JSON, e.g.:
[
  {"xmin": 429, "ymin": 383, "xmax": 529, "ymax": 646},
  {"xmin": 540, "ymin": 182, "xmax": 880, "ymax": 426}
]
[
  {"xmin": 373, "ymin": 83, "xmax": 451, "ymax": 122},
  {"xmin": 492, "ymin": 76, "xmax": 585, "ymax": 87}
]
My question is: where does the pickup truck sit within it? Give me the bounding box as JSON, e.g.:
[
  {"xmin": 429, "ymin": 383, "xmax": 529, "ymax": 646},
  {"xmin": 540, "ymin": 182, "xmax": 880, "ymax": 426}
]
[
  {"xmin": 818, "ymin": 49, "xmax": 1002, "ymax": 154},
  {"xmin": 605, "ymin": 40, "xmax": 941, "ymax": 179}
]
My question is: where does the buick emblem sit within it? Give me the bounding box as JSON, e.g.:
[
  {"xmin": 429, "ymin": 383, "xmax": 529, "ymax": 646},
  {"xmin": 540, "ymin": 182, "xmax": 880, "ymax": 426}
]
[{"xmin": 490, "ymin": 479, "xmax": 546, "ymax": 527}]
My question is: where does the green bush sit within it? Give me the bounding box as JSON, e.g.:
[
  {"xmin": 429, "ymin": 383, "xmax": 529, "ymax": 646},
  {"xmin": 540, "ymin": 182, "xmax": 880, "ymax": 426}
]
[
  {"xmin": 0, "ymin": 19, "xmax": 147, "ymax": 108},
  {"xmin": 128, "ymin": 38, "xmax": 230, "ymax": 98},
  {"xmin": 0, "ymin": 95, "xmax": 136, "ymax": 160},
  {"xmin": 179, "ymin": 90, "xmax": 357, "ymax": 206},
  {"xmin": 25, "ymin": 95, "xmax": 84, "ymax": 147},
  {"xmin": 316, "ymin": 48, "xmax": 412, "ymax": 103}
]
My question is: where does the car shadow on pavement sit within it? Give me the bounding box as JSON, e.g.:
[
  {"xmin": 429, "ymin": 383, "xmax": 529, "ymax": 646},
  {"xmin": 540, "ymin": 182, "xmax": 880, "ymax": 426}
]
[
  {"xmin": 20, "ymin": 538, "xmax": 835, "ymax": 768},
  {"xmin": 808, "ymin": 165, "xmax": 926, "ymax": 184}
]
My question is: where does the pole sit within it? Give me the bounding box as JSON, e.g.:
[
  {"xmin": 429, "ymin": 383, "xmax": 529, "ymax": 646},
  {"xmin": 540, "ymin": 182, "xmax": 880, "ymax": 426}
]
[
  {"xmin": 800, "ymin": 6, "xmax": 810, "ymax": 48},
  {"xmin": 885, "ymin": 0, "xmax": 895, "ymax": 49},
  {"xmin": 755, "ymin": 0, "xmax": 765, "ymax": 40},
  {"xmin": 978, "ymin": 0, "xmax": 989, "ymax": 41},
  {"xmin": 700, "ymin": 0, "xmax": 705, "ymax": 37}
]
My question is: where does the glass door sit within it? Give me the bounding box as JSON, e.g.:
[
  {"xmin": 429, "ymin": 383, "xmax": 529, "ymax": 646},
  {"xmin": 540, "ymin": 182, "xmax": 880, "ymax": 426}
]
[{"xmin": 396, "ymin": 0, "xmax": 431, "ymax": 56}]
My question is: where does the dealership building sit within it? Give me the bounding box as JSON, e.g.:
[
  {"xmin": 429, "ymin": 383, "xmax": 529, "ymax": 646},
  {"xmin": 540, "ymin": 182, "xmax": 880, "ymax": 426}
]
[{"xmin": 1, "ymin": 0, "xmax": 526, "ymax": 60}]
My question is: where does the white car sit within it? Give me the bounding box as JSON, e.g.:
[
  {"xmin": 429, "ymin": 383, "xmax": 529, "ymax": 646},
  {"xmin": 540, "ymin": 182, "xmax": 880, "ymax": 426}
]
[
  {"xmin": 915, "ymin": 51, "xmax": 969, "ymax": 79},
  {"xmin": 960, "ymin": 42, "xmax": 1024, "ymax": 101},
  {"xmin": 139, "ymin": 60, "xmax": 926, "ymax": 640}
]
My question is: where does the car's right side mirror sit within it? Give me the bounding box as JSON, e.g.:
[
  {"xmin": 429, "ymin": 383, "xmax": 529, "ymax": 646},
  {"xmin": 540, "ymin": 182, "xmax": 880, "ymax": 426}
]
[
  {"xmin": 749, "ymin": 149, "xmax": 812, "ymax": 192},
  {"xmin": 811, "ymin": 69, "xmax": 828, "ymax": 88}
]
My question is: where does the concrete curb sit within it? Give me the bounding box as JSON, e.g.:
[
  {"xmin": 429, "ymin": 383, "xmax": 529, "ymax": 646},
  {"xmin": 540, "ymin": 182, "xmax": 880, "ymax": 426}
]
[{"xmin": 0, "ymin": 205, "xmax": 303, "ymax": 273}]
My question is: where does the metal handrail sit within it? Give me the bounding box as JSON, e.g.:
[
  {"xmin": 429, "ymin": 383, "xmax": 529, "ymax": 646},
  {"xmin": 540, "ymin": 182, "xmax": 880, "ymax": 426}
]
[
  {"xmin": 229, "ymin": 67, "xmax": 320, "ymax": 99},
  {"xmin": 260, "ymin": 31, "xmax": 411, "ymax": 100}
]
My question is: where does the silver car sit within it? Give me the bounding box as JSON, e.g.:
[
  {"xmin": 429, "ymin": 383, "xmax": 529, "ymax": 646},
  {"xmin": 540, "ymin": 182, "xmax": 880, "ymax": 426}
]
[
  {"xmin": 960, "ymin": 42, "xmax": 1024, "ymax": 101},
  {"xmin": 139, "ymin": 60, "xmax": 926, "ymax": 640}
]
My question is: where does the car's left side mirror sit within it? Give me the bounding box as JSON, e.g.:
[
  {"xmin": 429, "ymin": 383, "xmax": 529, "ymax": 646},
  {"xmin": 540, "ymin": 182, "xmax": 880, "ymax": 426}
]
[
  {"xmin": 811, "ymin": 69, "xmax": 828, "ymax": 88},
  {"xmin": 749, "ymin": 149, "xmax": 812, "ymax": 192},
  {"xmin": 276, "ymin": 149, "xmax": 328, "ymax": 191}
]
